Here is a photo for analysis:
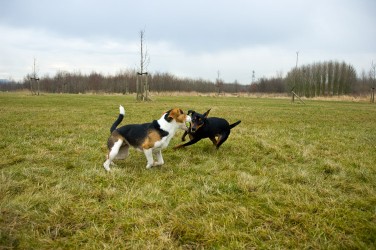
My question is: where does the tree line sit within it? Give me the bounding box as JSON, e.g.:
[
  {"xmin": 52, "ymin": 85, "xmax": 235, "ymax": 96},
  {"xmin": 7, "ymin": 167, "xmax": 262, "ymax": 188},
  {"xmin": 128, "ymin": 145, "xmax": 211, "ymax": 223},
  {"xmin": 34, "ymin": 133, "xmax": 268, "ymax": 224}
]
[
  {"xmin": 1, "ymin": 60, "xmax": 375, "ymax": 96},
  {"xmin": 285, "ymin": 61, "xmax": 357, "ymax": 97},
  {"xmin": 14, "ymin": 70, "xmax": 246, "ymax": 94}
]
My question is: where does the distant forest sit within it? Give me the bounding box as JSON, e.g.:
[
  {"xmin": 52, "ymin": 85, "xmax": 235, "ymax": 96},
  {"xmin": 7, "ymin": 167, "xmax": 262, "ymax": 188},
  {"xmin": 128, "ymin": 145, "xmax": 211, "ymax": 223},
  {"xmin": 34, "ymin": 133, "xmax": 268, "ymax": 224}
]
[{"xmin": 1, "ymin": 60, "xmax": 375, "ymax": 97}]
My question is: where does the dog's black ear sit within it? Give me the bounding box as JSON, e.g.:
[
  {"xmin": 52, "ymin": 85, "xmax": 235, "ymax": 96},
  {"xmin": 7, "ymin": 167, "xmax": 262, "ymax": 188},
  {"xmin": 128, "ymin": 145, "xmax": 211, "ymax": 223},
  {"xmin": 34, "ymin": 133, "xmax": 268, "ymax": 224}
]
[
  {"xmin": 187, "ymin": 110, "xmax": 195, "ymax": 116},
  {"xmin": 164, "ymin": 110, "xmax": 173, "ymax": 122},
  {"xmin": 203, "ymin": 109, "xmax": 211, "ymax": 118}
]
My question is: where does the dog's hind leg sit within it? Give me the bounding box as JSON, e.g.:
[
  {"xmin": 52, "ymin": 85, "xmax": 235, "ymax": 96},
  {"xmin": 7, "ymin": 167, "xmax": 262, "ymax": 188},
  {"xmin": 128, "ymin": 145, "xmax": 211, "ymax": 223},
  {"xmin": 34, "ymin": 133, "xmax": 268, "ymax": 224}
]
[
  {"xmin": 103, "ymin": 139, "xmax": 123, "ymax": 171},
  {"xmin": 209, "ymin": 136, "xmax": 217, "ymax": 145},
  {"xmin": 116, "ymin": 144, "xmax": 129, "ymax": 160},
  {"xmin": 216, "ymin": 132, "xmax": 229, "ymax": 149}
]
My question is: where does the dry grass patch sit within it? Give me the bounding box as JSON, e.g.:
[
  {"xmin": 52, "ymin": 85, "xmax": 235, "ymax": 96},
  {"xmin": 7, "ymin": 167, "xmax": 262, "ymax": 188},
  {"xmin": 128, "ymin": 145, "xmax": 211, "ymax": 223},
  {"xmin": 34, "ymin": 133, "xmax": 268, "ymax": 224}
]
[{"xmin": 0, "ymin": 92, "xmax": 375, "ymax": 249}]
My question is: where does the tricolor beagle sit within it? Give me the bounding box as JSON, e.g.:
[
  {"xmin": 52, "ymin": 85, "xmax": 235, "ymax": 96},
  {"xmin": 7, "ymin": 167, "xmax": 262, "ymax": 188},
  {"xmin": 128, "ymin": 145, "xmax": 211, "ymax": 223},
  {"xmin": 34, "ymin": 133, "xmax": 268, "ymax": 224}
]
[{"xmin": 103, "ymin": 105, "xmax": 191, "ymax": 171}]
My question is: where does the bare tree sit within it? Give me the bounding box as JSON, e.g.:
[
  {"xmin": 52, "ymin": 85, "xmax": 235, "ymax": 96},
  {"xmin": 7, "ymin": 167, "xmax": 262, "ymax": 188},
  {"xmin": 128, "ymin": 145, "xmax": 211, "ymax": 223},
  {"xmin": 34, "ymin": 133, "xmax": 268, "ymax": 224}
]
[
  {"xmin": 215, "ymin": 70, "xmax": 224, "ymax": 95},
  {"xmin": 136, "ymin": 30, "xmax": 150, "ymax": 101},
  {"xmin": 29, "ymin": 58, "xmax": 40, "ymax": 95}
]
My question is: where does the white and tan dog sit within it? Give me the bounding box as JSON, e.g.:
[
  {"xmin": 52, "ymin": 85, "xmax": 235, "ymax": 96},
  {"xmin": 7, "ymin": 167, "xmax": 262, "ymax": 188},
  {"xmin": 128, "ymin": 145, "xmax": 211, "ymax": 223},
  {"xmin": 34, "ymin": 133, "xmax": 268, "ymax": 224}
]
[{"xmin": 103, "ymin": 105, "xmax": 191, "ymax": 171}]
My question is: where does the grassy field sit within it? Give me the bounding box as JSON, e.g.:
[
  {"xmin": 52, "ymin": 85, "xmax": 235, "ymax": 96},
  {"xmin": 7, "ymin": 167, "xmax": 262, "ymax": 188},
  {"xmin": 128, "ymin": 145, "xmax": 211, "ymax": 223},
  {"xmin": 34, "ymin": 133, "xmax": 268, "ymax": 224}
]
[{"xmin": 0, "ymin": 92, "xmax": 375, "ymax": 249}]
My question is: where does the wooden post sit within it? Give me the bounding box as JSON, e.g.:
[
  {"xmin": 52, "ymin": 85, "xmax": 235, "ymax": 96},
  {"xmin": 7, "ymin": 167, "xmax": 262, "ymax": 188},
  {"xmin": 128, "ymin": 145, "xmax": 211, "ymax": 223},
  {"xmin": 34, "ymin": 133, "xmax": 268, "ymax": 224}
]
[
  {"xmin": 137, "ymin": 72, "xmax": 148, "ymax": 101},
  {"xmin": 145, "ymin": 74, "xmax": 149, "ymax": 101},
  {"xmin": 371, "ymin": 88, "xmax": 375, "ymax": 103},
  {"xmin": 136, "ymin": 75, "xmax": 140, "ymax": 100},
  {"xmin": 291, "ymin": 91, "xmax": 305, "ymax": 104},
  {"xmin": 30, "ymin": 77, "xmax": 40, "ymax": 95}
]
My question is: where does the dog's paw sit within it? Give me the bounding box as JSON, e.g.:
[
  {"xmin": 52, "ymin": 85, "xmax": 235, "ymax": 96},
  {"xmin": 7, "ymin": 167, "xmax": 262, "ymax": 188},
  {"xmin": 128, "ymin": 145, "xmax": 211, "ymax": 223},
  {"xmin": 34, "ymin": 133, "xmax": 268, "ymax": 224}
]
[
  {"xmin": 103, "ymin": 162, "xmax": 111, "ymax": 171},
  {"xmin": 154, "ymin": 160, "xmax": 164, "ymax": 166},
  {"xmin": 173, "ymin": 145, "xmax": 183, "ymax": 150}
]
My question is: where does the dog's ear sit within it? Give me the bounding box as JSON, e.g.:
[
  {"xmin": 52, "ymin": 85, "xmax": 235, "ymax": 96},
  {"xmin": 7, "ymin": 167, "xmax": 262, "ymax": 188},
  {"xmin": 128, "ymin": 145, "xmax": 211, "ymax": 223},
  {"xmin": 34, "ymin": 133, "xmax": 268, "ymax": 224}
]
[
  {"xmin": 164, "ymin": 110, "xmax": 173, "ymax": 122},
  {"xmin": 203, "ymin": 109, "xmax": 211, "ymax": 118},
  {"xmin": 187, "ymin": 110, "xmax": 195, "ymax": 116}
]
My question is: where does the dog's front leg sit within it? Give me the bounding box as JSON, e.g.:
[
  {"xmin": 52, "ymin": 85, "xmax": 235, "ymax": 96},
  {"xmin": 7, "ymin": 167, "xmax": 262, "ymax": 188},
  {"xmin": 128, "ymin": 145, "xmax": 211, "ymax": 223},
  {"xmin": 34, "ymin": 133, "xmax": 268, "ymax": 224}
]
[
  {"xmin": 181, "ymin": 131, "xmax": 188, "ymax": 141},
  {"xmin": 143, "ymin": 148, "xmax": 154, "ymax": 169},
  {"xmin": 174, "ymin": 137, "xmax": 201, "ymax": 149},
  {"xmin": 154, "ymin": 149, "xmax": 164, "ymax": 166}
]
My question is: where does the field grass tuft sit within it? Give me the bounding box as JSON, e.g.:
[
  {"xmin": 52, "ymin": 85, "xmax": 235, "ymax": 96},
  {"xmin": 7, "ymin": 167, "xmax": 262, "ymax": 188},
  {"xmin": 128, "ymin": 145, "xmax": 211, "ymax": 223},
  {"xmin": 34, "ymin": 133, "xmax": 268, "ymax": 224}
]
[{"xmin": 1, "ymin": 92, "xmax": 375, "ymax": 249}]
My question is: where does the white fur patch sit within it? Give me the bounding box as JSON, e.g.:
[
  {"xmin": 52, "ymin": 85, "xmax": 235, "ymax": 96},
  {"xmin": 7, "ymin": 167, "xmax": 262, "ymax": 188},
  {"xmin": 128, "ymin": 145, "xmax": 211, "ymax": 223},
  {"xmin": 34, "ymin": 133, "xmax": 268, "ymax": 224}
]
[
  {"xmin": 103, "ymin": 139, "xmax": 124, "ymax": 171},
  {"xmin": 119, "ymin": 105, "xmax": 125, "ymax": 115}
]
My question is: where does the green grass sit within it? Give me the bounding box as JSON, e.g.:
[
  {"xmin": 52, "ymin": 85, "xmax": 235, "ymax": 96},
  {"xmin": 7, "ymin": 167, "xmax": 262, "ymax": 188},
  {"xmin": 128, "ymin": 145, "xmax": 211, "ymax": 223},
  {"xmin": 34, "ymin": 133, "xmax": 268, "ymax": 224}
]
[{"xmin": 1, "ymin": 92, "xmax": 375, "ymax": 249}]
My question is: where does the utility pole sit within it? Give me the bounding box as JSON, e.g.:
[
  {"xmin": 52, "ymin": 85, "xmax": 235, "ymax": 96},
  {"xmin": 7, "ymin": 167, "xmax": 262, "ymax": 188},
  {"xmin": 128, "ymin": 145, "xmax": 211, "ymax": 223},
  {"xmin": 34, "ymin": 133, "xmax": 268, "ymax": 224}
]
[
  {"xmin": 296, "ymin": 51, "xmax": 299, "ymax": 68},
  {"xmin": 293, "ymin": 51, "xmax": 299, "ymax": 97},
  {"xmin": 215, "ymin": 70, "xmax": 223, "ymax": 95},
  {"xmin": 292, "ymin": 51, "xmax": 304, "ymax": 103},
  {"xmin": 371, "ymin": 61, "xmax": 375, "ymax": 103}
]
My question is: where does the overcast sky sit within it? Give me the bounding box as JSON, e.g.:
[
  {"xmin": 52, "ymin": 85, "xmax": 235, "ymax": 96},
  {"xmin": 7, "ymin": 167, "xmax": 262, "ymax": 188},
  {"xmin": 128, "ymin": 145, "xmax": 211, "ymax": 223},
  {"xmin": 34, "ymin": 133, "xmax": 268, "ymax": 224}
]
[{"xmin": 1, "ymin": 0, "xmax": 375, "ymax": 84}]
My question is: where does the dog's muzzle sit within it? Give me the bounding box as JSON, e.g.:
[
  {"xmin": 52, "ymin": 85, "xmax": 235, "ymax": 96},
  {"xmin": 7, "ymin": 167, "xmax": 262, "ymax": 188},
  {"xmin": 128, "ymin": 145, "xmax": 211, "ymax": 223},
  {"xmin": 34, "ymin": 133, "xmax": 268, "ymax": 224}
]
[{"xmin": 181, "ymin": 115, "xmax": 191, "ymax": 131}]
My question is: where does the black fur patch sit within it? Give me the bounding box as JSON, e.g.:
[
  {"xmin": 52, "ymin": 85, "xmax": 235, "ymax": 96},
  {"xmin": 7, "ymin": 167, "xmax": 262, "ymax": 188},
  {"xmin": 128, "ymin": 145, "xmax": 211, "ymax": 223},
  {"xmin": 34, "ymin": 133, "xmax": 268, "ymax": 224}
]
[
  {"xmin": 151, "ymin": 120, "xmax": 169, "ymax": 137},
  {"xmin": 164, "ymin": 110, "xmax": 173, "ymax": 122}
]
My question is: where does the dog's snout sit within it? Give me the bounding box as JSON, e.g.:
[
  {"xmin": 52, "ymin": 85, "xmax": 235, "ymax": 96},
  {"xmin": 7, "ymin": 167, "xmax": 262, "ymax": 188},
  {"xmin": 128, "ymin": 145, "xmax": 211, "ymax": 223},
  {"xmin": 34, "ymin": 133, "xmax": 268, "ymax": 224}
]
[{"xmin": 186, "ymin": 115, "xmax": 192, "ymax": 122}]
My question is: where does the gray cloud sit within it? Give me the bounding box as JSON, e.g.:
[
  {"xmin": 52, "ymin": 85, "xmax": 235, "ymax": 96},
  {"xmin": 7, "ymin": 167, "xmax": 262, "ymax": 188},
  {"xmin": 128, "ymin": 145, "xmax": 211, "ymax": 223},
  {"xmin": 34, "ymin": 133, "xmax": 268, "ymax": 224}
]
[{"xmin": 1, "ymin": 0, "xmax": 375, "ymax": 83}]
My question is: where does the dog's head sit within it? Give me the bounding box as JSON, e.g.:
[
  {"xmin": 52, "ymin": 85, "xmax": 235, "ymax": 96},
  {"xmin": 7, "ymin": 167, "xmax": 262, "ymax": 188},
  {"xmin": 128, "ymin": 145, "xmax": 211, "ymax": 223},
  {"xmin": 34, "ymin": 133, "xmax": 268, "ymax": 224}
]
[
  {"xmin": 191, "ymin": 109, "xmax": 211, "ymax": 133},
  {"xmin": 164, "ymin": 108, "xmax": 191, "ymax": 130}
]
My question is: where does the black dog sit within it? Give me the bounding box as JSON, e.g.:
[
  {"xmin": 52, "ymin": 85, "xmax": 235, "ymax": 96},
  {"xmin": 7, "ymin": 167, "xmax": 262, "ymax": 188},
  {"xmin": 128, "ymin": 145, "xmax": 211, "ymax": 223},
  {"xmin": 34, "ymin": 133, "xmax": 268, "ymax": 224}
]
[
  {"xmin": 180, "ymin": 109, "xmax": 209, "ymax": 142},
  {"xmin": 175, "ymin": 109, "xmax": 241, "ymax": 149}
]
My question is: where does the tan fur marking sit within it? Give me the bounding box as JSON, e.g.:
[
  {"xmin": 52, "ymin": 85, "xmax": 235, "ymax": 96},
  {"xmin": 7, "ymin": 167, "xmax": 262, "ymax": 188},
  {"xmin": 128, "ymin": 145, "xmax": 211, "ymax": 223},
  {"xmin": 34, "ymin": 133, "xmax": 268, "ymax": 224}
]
[
  {"xmin": 142, "ymin": 130, "xmax": 162, "ymax": 149},
  {"xmin": 168, "ymin": 108, "xmax": 187, "ymax": 123},
  {"xmin": 107, "ymin": 131, "xmax": 126, "ymax": 148}
]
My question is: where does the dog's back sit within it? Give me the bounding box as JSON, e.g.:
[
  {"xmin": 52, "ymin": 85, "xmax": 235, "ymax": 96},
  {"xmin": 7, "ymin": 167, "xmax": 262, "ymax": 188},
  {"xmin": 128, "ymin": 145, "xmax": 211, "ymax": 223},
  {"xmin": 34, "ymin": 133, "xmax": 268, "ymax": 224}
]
[
  {"xmin": 116, "ymin": 121, "xmax": 169, "ymax": 149},
  {"xmin": 199, "ymin": 117, "xmax": 230, "ymax": 137}
]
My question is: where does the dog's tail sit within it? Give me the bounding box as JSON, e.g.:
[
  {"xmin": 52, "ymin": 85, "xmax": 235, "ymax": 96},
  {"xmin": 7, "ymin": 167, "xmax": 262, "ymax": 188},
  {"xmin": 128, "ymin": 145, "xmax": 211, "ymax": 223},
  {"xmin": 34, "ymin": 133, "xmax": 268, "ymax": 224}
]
[
  {"xmin": 110, "ymin": 105, "xmax": 125, "ymax": 133},
  {"xmin": 229, "ymin": 120, "xmax": 241, "ymax": 129}
]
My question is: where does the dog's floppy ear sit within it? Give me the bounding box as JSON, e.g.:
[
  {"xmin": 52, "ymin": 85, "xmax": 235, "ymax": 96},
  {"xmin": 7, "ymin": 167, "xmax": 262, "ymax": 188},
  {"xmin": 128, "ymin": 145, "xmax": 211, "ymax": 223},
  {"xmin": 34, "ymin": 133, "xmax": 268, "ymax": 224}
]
[
  {"xmin": 203, "ymin": 109, "xmax": 211, "ymax": 118},
  {"xmin": 164, "ymin": 109, "xmax": 173, "ymax": 122},
  {"xmin": 187, "ymin": 110, "xmax": 195, "ymax": 116}
]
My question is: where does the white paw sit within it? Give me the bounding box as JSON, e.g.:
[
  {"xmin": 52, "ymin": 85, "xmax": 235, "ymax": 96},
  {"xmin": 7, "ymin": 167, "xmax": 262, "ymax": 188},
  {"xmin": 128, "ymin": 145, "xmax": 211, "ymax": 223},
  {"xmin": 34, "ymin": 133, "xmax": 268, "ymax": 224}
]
[
  {"xmin": 103, "ymin": 159, "xmax": 111, "ymax": 171},
  {"xmin": 154, "ymin": 160, "xmax": 164, "ymax": 166}
]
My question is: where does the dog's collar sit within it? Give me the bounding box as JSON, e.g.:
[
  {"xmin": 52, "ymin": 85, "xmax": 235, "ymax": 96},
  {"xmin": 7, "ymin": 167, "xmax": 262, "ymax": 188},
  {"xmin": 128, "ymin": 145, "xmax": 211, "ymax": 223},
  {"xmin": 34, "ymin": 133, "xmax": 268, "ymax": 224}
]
[{"xmin": 152, "ymin": 120, "xmax": 169, "ymax": 137}]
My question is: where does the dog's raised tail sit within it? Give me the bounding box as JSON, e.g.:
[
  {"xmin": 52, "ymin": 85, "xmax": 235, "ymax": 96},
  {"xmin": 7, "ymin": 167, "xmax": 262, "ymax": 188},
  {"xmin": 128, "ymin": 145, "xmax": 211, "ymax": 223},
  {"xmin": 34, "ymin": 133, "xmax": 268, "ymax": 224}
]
[
  {"xmin": 110, "ymin": 105, "xmax": 125, "ymax": 133},
  {"xmin": 229, "ymin": 120, "xmax": 241, "ymax": 129}
]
